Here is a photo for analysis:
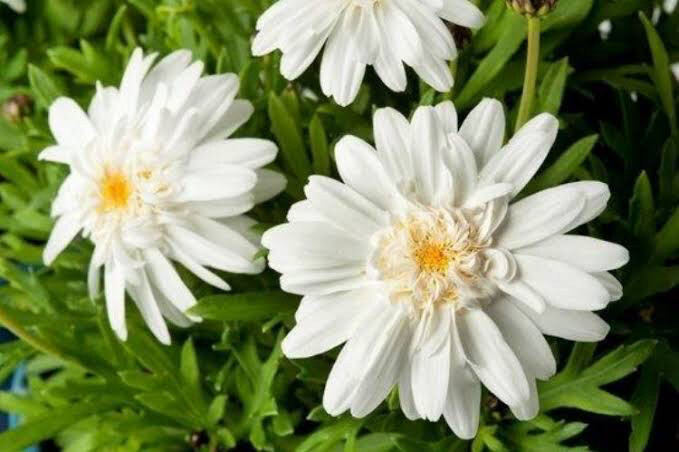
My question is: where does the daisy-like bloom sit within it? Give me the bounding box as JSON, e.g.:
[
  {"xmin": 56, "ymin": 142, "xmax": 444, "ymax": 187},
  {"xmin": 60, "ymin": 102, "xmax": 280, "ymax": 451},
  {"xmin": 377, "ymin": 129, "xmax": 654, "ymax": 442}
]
[
  {"xmin": 252, "ymin": 0, "xmax": 485, "ymax": 106},
  {"xmin": 263, "ymin": 100, "xmax": 628, "ymax": 437},
  {"xmin": 2, "ymin": 0, "xmax": 25, "ymax": 12},
  {"xmin": 41, "ymin": 48, "xmax": 285, "ymax": 344}
]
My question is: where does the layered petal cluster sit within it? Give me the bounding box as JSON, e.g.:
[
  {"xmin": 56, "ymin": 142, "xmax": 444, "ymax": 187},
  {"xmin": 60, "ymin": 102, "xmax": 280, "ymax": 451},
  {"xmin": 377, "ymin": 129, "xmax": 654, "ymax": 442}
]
[
  {"xmin": 263, "ymin": 99, "xmax": 628, "ymax": 437},
  {"xmin": 252, "ymin": 0, "xmax": 484, "ymax": 106},
  {"xmin": 41, "ymin": 48, "xmax": 285, "ymax": 344}
]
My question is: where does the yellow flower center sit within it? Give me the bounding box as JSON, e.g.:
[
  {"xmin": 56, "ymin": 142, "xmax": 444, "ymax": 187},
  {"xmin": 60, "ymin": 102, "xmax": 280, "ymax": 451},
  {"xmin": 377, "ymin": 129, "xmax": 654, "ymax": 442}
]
[
  {"xmin": 413, "ymin": 242, "xmax": 451, "ymax": 273},
  {"xmin": 99, "ymin": 169, "xmax": 132, "ymax": 211}
]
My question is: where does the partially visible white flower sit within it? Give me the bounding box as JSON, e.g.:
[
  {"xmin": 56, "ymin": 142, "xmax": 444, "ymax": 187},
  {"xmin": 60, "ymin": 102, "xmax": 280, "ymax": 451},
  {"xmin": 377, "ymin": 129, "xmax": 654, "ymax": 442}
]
[
  {"xmin": 252, "ymin": 0, "xmax": 484, "ymax": 106},
  {"xmin": 664, "ymin": 0, "xmax": 677, "ymax": 14},
  {"xmin": 2, "ymin": 0, "xmax": 25, "ymax": 12},
  {"xmin": 263, "ymin": 100, "xmax": 628, "ymax": 437},
  {"xmin": 672, "ymin": 62, "xmax": 679, "ymax": 82},
  {"xmin": 41, "ymin": 48, "xmax": 286, "ymax": 344}
]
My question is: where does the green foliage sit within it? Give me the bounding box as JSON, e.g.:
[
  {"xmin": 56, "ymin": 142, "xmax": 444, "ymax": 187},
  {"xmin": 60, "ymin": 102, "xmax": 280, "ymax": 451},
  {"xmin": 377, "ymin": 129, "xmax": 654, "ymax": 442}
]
[{"xmin": 0, "ymin": 0, "xmax": 676, "ymax": 451}]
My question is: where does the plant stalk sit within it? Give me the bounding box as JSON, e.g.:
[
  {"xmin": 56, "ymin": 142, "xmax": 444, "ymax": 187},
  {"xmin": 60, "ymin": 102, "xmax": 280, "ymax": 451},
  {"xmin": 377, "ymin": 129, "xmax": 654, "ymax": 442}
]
[
  {"xmin": 0, "ymin": 305, "xmax": 65, "ymax": 359},
  {"xmin": 515, "ymin": 17, "xmax": 541, "ymax": 131}
]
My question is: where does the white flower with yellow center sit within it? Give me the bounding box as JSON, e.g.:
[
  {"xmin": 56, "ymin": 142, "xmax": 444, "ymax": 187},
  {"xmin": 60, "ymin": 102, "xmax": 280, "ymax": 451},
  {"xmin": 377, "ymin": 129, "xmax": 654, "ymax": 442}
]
[
  {"xmin": 262, "ymin": 100, "xmax": 628, "ymax": 437},
  {"xmin": 41, "ymin": 48, "xmax": 286, "ymax": 345},
  {"xmin": 252, "ymin": 0, "xmax": 485, "ymax": 106}
]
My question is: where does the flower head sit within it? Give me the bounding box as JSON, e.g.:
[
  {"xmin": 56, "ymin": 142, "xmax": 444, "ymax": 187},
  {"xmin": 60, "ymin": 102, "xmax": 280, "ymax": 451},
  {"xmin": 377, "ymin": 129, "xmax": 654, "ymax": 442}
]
[
  {"xmin": 41, "ymin": 48, "xmax": 285, "ymax": 344},
  {"xmin": 252, "ymin": 0, "xmax": 485, "ymax": 106},
  {"xmin": 263, "ymin": 99, "xmax": 628, "ymax": 437}
]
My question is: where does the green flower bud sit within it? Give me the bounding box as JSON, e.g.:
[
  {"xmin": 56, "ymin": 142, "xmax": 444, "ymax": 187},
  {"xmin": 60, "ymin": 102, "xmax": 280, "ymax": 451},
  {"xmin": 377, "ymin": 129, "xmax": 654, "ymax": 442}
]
[{"xmin": 506, "ymin": 0, "xmax": 558, "ymax": 17}]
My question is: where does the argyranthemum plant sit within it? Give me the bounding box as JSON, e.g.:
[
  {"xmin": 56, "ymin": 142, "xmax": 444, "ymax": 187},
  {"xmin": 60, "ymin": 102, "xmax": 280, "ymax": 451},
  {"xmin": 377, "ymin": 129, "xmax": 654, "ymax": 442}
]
[
  {"xmin": 40, "ymin": 48, "xmax": 285, "ymax": 344},
  {"xmin": 262, "ymin": 99, "xmax": 629, "ymax": 438},
  {"xmin": 252, "ymin": 0, "xmax": 485, "ymax": 106}
]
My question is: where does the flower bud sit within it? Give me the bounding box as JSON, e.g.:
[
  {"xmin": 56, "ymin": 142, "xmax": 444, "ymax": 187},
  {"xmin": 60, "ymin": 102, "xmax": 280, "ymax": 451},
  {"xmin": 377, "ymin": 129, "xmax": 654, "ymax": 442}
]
[
  {"xmin": 2, "ymin": 94, "xmax": 32, "ymax": 123},
  {"xmin": 506, "ymin": 0, "xmax": 557, "ymax": 17}
]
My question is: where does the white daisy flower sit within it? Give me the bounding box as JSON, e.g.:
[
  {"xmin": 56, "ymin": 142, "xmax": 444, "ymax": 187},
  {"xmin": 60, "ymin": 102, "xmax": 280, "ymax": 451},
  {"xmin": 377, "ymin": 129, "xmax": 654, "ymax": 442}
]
[
  {"xmin": 41, "ymin": 48, "xmax": 286, "ymax": 345},
  {"xmin": 2, "ymin": 0, "xmax": 25, "ymax": 12},
  {"xmin": 262, "ymin": 100, "xmax": 628, "ymax": 437},
  {"xmin": 252, "ymin": 0, "xmax": 485, "ymax": 106}
]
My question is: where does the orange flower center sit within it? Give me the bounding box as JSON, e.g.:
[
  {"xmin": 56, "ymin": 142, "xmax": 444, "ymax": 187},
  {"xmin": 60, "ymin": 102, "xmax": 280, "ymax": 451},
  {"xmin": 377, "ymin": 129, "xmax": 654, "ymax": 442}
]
[{"xmin": 413, "ymin": 242, "xmax": 451, "ymax": 273}]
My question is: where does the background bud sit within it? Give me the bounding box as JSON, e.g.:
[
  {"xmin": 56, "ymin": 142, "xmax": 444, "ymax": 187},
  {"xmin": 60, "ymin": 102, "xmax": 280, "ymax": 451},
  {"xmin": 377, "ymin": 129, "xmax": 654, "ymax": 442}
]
[{"xmin": 507, "ymin": 0, "xmax": 558, "ymax": 17}]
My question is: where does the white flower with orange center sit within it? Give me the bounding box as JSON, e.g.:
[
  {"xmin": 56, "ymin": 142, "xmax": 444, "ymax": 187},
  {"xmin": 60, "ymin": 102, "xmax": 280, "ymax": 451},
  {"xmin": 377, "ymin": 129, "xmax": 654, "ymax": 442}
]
[
  {"xmin": 262, "ymin": 100, "xmax": 628, "ymax": 437},
  {"xmin": 252, "ymin": 0, "xmax": 485, "ymax": 106},
  {"xmin": 41, "ymin": 48, "xmax": 285, "ymax": 344}
]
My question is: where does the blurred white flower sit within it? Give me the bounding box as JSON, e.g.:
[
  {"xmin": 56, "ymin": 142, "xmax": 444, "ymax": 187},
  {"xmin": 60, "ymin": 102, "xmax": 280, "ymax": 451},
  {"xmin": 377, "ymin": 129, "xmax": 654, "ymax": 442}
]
[
  {"xmin": 2, "ymin": 0, "xmax": 25, "ymax": 12},
  {"xmin": 664, "ymin": 0, "xmax": 677, "ymax": 14},
  {"xmin": 41, "ymin": 48, "xmax": 285, "ymax": 344},
  {"xmin": 263, "ymin": 100, "xmax": 628, "ymax": 437},
  {"xmin": 252, "ymin": 0, "xmax": 484, "ymax": 106},
  {"xmin": 672, "ymin": 62, "xmax": 679, "ymax": 82}
]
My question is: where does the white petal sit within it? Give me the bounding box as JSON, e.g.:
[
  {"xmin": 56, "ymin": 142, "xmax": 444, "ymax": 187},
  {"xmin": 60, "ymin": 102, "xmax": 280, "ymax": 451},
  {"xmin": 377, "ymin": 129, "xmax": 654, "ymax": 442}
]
[
  {"xmin": 486, "ymin": 298, "xmax": 556, "ymax": 379},
  {"xmin": 437, "ymin": 0, "xmax": 485, "ymax": 29},
  {"xmin": 373, "ymin": 107, "xmax": 411, "ymax": 184},
  {"xmin": 143, "ymin": 248, "xmax": 198, "ymax": 317},
  {"xmin": 442, "ymin": 133, "xmax": 478, "ymax": 206},
  {"xmin": 334, "ymin": 136, "xmax": 404, "ymax": 211},
  {"xmin": 559, "ymin": 181, "xmax": 611, "ymax": 231},
  {"xmin": 190, "ymin": 138, "xmax": 278, "ymax": 170},
  {"xmin": 48, "ymin": 98, "xmax": 96, "ymax": 149},
  {"xmin": 593, "ymin": 271, "xmax": 623, "ymax": 302},
  {"xmin": 410, "ymin": 106, "xmax": 447, "ymax": 205},
  {"xmin": 511, "ymin": 300, "xmax": 610, "ymax": 342},
  {"xmin": 497, "ymin": 279, "xmax": 546, "ymax": 313},
  {"xmin": 263, "ymin": 222, "xmax": 368, "ymax": 273},
  {"xmin": 350, "ymin": 311, "xmax": 410, "ymax": 417},
  {"xmin": 510, "ymin": 377, "xmax": 539, "ymax": 421},
  {"xmin": 305, "ymin": 176, "xmax": 388, "ymax": 238},
  {"xmin": 128, "ymin": 271, "xmax": 171, "ymax": 345},
  {"xmin": 517, "ymin": 235, "xmax": 629, "ymax": 272},
  {"xmin": 443, "ymin": 321, "xmax": 481, "ymax": 439},
  {"xmin": 435, "ymin": 101, "xmax": 458, "ymax": 134},
  {"xmin": 457, "ymin": 309, "xmax": 530, "ymax": 407},
  {"xmin": 168, "ymin": 241, "xmax": 230, "ymax": 291},
  {"xmin": 514, "ymin": 254, "xmax": 610, "ymax": 311},
  {"xmin": 104, "ymin": 261, "xmax": 127, "ymax": 341},
  {"xmin": 495, "ymin": 185, "xmax": 585, "ymax": 250},
  {"xmin": 459, "ymin": 98, "xmax": 505, "ymax": 166},
  {"xmin": 479, "ymin": 113, "xmax": 559, "ymax": 197},
  {"xmin": 39, "ymin": 145, "xmax": 72, "ymax": 164},
  {"xmin": 177, "ymin": 165, "xmax": 257, "ymax": 202},
  {"xmin": 283, "ymin": 289, "xmax": 368, "ymax": 358},
  {"xmin": 254, "ymin": 169, "xmax": 287, "ymax": 204},
  {"xmin": 411, "ymin": 325, "xmax": 450, "ymax": 421},
  {"xmin": 43, "ymin": 213, "xmax": 82, "ymax": 265}
]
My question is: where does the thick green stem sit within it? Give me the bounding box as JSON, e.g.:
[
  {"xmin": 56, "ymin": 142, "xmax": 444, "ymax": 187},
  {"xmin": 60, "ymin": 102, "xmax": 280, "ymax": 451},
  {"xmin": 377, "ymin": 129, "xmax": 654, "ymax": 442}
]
[{"xmin": 515, "ymin": 17, "xmax": 541, "ymax": 132}]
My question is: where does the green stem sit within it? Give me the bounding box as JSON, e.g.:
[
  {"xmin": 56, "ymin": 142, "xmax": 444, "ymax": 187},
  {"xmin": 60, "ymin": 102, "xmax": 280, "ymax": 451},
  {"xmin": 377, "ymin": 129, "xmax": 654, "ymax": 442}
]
[
  {"xmin": 0, "ymin": 305, "xmax": 65, "ymax": 359},
  {"xmin": 515, "ymin": 17, "xmax": 541, "ymax": 132}
]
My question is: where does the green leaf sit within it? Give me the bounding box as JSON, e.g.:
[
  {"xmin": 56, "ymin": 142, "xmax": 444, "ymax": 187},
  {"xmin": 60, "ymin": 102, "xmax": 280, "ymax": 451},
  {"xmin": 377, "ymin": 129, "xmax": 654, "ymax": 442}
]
[
  {"xmin": 309, "ymin": 114, "xmax": 331, "ymax": 176},
  {"xmin": 629, "ymin": 365, "xmax": 660, "ymax": 452},
  {"xmin": 624, "ymin": 265, "xmax": 679, "ymax": 302},
  {"xmin": 456, "ymin": 13, "xmax": 525, "ymax": 109},
  {"xmin": 639, "ymin": 12, "xmax": 677, "ymax": 133},
  {"xmin": 189, "ymin": 291, "xmax": 299, "ymax": 322},
  {"xmin": 654, "ymin": 207, "xmax": 679, "ymax": 261},
  {"xmin": 268, "ymin": 92, "xmax": 311, "ymax": 183},
  {"xmin": 0, "ymin": 402, "xmax": 114, "ymax": 451},
  {"xmin": 537, "ymin": 58, "xmax": 570, "ymax": 115},
  {"xmin": 524, "ymin": 134, "xmax": 597, "ymax": 195},
  {"xmin": 629, "ymin": 171, "xmax": 655, "ymax": 242},
  {"xmin": 539, "ymin": 340, "xmax": 656, "ymax": 415},
  {"xmin": 27, "ymin": 65, "xmax": 63, "ymax": 109},
  {"xmin": 180, "ymin": 338, "xmax": 204, "ymax": 408}
]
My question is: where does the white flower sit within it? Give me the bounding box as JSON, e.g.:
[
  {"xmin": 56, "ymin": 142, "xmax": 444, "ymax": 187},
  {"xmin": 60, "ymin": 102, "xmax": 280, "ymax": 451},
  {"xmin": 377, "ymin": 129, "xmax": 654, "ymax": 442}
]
[
  {"xmin": 262, "ymin": 100, "xmax": 628, "ymax": 437},
  {"xmin": 672, "ymin": 62, "xmax": 679, "ymax": 82},
  {"xmin": 252, "ymin": 0, "xmax": 484, "ymax": 106},
  {"xmin": 2, "ymin": 0, "xmax": 25, "ymax": 12},
  {"xmin": 41, "ymin": 48, "xmax": 286, "ymax": 344}
]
